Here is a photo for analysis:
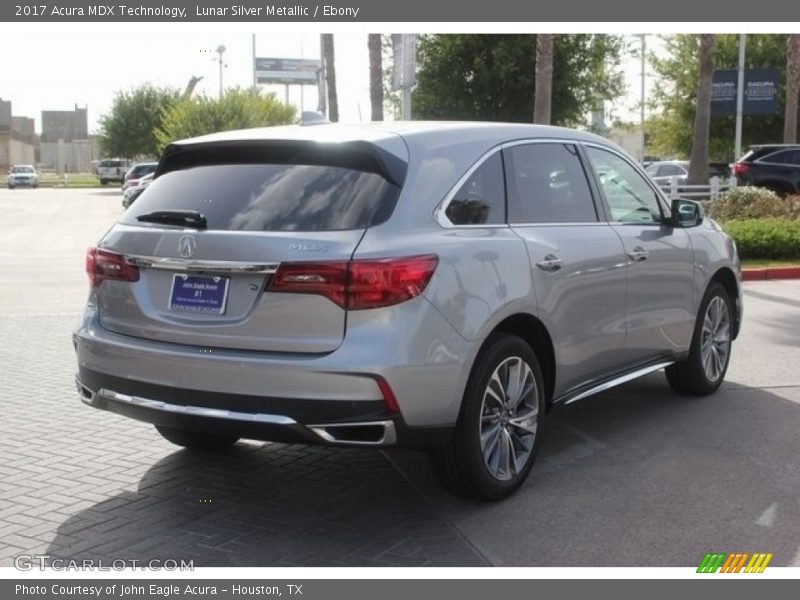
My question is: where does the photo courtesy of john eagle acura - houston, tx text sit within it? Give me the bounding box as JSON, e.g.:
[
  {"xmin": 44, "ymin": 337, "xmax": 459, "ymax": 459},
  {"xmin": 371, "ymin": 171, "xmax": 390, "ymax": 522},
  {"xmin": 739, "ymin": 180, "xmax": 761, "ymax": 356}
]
[{"xmin": 74, "ymin": 121, "xmax": 742, "ymax": 500}]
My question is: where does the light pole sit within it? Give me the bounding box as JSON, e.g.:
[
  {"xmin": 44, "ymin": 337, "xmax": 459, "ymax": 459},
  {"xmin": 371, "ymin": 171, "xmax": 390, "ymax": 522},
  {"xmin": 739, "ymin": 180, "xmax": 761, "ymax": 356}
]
[
  {"xmin": 735, "ymin": 34, "xmax": 746, "ymax": 161},
  {"xmin": 215, "ymin": 44, "xmax": 227, "ymax": 99}
]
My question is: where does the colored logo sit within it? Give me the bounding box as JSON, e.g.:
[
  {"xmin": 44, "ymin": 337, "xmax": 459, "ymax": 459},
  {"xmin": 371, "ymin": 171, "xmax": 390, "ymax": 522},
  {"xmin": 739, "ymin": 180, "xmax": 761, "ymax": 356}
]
[{"xmin": 697, "ymin": 552, "xmax": 773, "ymax": 573}]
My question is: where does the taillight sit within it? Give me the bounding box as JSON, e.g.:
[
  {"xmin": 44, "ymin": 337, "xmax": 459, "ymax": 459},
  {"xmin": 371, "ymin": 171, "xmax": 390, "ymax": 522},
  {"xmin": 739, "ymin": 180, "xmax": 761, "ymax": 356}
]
[
  {"xmin": 268, "ymin": 261, "xmax": 348, "ymax": 307},
  {"xmin": 268, "ymin": 254, "xmax": 438, "ymax": 310},
  {"xmin": 733, "ymin": 163, "xmax": 750, "ymax": 176},
  {"xmin": 86, "ymin": 247, "xmax": 140, "ymax": 287},
  {"xmin": 348, "ymin": 255, "xmax": 439, "ymax": 310}
]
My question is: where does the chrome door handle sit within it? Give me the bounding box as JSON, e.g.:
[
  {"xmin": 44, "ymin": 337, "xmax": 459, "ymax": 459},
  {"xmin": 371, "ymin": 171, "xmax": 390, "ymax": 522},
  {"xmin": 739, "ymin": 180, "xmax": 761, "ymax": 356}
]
[
  {"xmin": 536, "ymin": 254, "xmax": 563, "ymax": 272},
  {"xmin": 628, "ymin": 246, "xmax": 649, "ymax": 262}
]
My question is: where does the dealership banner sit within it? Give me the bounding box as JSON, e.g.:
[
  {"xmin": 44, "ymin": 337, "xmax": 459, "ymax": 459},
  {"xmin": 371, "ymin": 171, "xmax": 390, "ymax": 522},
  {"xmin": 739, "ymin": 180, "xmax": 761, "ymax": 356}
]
[
  {"xmin": 3, "ymin": 0, "xmax": 800, "ymax": 21},
  {"xmin": 711, "ymin": 68, "xmax": 782, "ymax": 116}
]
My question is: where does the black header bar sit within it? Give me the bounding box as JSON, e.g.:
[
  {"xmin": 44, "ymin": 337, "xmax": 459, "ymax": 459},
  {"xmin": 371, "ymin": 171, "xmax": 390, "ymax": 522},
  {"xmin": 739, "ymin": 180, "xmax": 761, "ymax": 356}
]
[{"xmin": 2, "ymin": 0, "xmax": 799, "ymax": 22}]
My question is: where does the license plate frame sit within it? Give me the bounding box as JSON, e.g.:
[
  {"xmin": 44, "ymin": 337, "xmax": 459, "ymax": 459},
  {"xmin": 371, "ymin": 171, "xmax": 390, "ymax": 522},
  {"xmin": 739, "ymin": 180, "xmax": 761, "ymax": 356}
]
[{"xmin": 169, "ymin": 274, "xmax": 230, "ymax": 315}]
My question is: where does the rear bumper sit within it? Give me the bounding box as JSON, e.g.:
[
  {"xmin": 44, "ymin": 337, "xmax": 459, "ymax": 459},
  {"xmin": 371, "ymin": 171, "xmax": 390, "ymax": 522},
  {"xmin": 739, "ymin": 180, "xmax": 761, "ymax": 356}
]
[
  {"xmin": 74, "ymin": 297, "xmax": 472, "ymax": 427},
  {"xmin": 75, "ymin": 370, "xmax": 451, "ymax": 449}
]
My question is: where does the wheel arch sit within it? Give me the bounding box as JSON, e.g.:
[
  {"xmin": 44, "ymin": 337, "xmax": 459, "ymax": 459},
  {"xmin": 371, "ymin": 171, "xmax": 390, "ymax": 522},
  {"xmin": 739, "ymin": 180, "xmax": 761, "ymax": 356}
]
[
  {"xmin": 709, "ymin": 266, "xmax": 741, "ymax": 339},
  {"xmin": 487, "ymin": 313, "xmax": 556, "ymax": 407}
]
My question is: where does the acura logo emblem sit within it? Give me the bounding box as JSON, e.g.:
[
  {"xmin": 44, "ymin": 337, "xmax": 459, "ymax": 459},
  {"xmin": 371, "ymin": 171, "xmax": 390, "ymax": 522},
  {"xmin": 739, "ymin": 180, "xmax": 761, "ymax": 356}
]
[{"xmin": 177, "ymin": 235, "xmax": 197, "ymax": 258}]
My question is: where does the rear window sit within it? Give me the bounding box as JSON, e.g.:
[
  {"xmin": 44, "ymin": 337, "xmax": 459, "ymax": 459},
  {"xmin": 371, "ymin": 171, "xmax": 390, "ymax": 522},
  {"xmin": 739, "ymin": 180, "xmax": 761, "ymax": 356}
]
[
  {"xmin": 100, "ymin": 160, "xmax": 125, "ymax": 168},
  {"xmin": 122, "ymin": 164, "xmax": 401, "ymax": 232}
]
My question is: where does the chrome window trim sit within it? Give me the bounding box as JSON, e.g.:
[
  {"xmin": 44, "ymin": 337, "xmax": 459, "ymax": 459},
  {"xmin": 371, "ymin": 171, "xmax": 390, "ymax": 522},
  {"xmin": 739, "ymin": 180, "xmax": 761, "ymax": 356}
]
[
  {"xmin": 124, "ymin": 254, "xmax": 280, "ymax": 274},
  {"xmin": 433, "ymin": 142, "xmax": 508, "ymax": 229},
  {"xmin": 434, "ymin": 137, "xmax": 610, "ymax": 229},
  {"xmin": 509, "ymin": 222, "xmax": 610, "ymax": 228}
]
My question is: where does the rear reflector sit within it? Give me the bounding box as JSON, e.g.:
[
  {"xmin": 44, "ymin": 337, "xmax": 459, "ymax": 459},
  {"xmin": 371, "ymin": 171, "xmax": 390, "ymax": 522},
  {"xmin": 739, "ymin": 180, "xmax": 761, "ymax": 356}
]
[
  {"xmin": 268, "ymin": 254, "xmax": 438, "ymax": 310},
  {"xmin": 86, "ymin": 247, "xmax": 140, "ymax": 287},
  {"xmin": 376, "ymin": 376, "xmax": 400, "ymax": 413}
]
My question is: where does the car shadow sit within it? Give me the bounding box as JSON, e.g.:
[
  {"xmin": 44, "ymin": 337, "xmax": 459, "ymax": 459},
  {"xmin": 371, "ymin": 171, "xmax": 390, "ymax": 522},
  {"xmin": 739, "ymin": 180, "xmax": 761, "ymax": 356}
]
[
  {"xmin": 43, "ymin": 442, "xmax": 487, "ymax": 567},
  {"xmin": 386, "ymin": 373, "xmax": 800, "ymax": 566},
  {"xmin": 42, "ymin": 378, "xmax": 800, "ymax": 568}
]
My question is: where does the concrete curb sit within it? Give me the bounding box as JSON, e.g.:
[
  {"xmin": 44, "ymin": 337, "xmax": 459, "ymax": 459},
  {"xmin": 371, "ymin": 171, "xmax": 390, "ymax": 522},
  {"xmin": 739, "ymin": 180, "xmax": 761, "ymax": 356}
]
[{"xmin": 742, "ymin": 266, "xmax": 800, "ymax": 281}]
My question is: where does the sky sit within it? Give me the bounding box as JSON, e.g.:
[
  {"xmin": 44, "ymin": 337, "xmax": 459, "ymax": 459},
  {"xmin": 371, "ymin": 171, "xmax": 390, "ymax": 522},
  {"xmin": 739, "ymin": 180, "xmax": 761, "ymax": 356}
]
[{"xmin": 0, "ymin": 32, "xmax": 657, "ymax": 134}]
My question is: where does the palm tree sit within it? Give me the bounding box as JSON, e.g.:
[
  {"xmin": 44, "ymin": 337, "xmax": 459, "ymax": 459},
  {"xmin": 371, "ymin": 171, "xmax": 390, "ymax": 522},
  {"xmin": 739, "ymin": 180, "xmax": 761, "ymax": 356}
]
[
  {"xmin": 784, "ymin": 34, "xmax": 800, "ymax": 143},
  {"xmin": 368, "ymin": 34, "xmax": 384, "ymax": 121},
  {"xmin": 533, "ymin": 34, "xmax": 554, "ymax": 124},
  {"xmin": 687, "ymin": 34, "xmax": 715, "ymax": 186},
  {"xmin": 321, "ymin": 34, "xmax": 339, "ymax": 122}
]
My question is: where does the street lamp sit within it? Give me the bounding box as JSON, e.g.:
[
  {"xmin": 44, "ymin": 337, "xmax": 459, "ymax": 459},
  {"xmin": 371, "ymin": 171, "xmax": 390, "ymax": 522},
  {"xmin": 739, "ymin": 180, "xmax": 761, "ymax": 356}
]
[{"xmin": 214, "ymin": 44, "xmax": 227, "ymax": 99}]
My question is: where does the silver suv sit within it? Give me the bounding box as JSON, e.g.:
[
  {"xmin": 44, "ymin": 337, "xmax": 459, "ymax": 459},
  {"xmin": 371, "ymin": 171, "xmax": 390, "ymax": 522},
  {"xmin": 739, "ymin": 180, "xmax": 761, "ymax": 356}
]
[{"xmin": 74, "ymin": 123, "xmax": 742, "ymax": 500}]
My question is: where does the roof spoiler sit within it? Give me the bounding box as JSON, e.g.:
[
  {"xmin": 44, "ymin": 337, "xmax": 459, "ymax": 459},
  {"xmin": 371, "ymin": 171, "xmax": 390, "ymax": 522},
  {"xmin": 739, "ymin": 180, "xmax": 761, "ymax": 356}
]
[{"xmin": 156, "ymin": 138, "xmax": 408, "ymax": 188}]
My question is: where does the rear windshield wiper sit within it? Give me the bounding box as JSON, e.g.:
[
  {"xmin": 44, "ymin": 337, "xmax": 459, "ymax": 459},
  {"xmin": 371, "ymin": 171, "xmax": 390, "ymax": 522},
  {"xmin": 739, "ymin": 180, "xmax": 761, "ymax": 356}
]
[{"xmin": 136, "ymin": 210, "xmax": 208, "ymax": 229}]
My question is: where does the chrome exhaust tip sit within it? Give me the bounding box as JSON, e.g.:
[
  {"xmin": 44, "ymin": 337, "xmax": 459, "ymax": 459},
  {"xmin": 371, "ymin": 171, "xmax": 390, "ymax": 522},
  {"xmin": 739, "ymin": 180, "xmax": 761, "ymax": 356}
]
[
  {"xmin": 74, "ymin": 377, "xmax": 96, "ymax": 406},
  {"xmin": 308, "ymin": 420, "xmax": 397, "ymax": 446}
]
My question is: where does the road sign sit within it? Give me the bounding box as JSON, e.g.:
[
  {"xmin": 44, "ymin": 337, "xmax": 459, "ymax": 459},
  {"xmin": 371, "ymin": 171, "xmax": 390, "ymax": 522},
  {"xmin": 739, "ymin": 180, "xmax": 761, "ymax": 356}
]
[
  {"xmin": 255, "ymin": 57, "xmax": 321, "ymax": 85},
  {"xmin": 712, "ymin": 68, "xmax": 780, "ymax": 115}
]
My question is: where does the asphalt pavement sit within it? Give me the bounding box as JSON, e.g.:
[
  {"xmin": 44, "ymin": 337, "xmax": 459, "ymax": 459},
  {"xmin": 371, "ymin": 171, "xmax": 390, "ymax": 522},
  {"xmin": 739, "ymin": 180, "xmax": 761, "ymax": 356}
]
[{"xmin": 1, "ymin": 188, "xmax": 799, "ymax": 567}]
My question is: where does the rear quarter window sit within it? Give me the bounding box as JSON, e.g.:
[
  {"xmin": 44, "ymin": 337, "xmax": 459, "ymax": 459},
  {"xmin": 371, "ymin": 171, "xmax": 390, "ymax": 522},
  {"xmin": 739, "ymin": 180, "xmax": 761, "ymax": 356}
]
[{"xmin": 122, "ymin": 163, "xmax": 401, "ymax": 232}]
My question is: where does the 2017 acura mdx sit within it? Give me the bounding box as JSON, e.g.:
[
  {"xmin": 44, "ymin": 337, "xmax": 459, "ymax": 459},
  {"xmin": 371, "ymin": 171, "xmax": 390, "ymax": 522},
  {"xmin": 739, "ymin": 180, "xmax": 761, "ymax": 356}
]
[{"xmin": 74, "ymin": 122, "xmax": 742, "ymax": 500}]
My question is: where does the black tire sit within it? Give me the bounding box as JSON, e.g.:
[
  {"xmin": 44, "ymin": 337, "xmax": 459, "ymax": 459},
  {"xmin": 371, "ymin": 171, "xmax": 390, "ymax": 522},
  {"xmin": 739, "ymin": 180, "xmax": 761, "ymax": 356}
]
[
  {"xmin": 428, "ymin": 333, "xmax": 546, "ymax": 501},
  {"xmin": 666, "ymin": 282, "xmax": 733, "ymax": 395},
  {"xmin": 763, "ymin": 182, "xmax": 791, "ymax": 197},
  {"xmin": 155, "ymin": 425, "xmax": 239, "ymax": 451}
]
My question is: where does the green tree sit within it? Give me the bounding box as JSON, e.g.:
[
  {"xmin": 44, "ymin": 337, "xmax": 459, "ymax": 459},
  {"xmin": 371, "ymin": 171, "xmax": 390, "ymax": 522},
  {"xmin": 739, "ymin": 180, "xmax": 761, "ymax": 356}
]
[
  {"xmin": 99, "ymin": 84, "xmax": 180, "ymax": 159},
  {"xmin": 784, "ymin": 35, "xmax": 800, "ymax": 143},
  {"xmin": 411, "ymin": 34, "xmax": 625, "ymax": 126},
  {"xmin": 687, "ymin": 34, "xmax": 716, "ymax": 185},
  {"xmin": 649, "ymin": 34, "xmax": 789, "ymax": 161},
  {"xmin": 155, "ymin": 88, "xmax": 296, "ymax": 150},
  {"xmin": 368, "ymin": 33, "xmax": 384, "ymax": 121},
  {"xmin": 533, "ymin": 34, "xmax": 554, "ymax": 124}
]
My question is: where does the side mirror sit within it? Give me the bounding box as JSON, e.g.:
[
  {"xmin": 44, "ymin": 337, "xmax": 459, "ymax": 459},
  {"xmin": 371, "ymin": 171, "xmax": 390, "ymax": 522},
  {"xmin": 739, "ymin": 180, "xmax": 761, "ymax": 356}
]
[{"xmin": 671, "ymin": 198, "xmax": 704, "ymax": 228}]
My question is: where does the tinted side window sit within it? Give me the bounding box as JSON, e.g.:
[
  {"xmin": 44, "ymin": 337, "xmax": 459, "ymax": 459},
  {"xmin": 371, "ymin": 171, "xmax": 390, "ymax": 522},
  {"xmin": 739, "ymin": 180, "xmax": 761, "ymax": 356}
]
[
  {"xmin": 505, "ymin": 143, "xmax": 597, "ymax": 224},
  {"xmin": 586, "ymin": 147, "xmax": 664, "ymax": 224},
  {"xmin": 766, "ymin": 150, "xmax": 800, "ymax": 165},
  {"xmin": 445, "ymin": 152, "xmax": 506, "ymax": 225},
  {"xmin": 122, "ymin": 164, "xmax": 400, "ymax": 232}
]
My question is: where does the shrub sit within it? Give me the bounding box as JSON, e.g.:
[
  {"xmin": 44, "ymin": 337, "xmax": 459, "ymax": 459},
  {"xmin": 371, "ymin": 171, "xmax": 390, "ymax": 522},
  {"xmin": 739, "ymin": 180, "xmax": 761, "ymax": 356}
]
[
  {"xmin": 708, "ymin": 186, "xmax": 800, "ymax": 221},
  {"xmin": 723, "ymin": 219, "xmax": 800, "ymax": 259},
  {"xmin": 155, "ymin": 88, "xmax": 296, "ymax": 151}
]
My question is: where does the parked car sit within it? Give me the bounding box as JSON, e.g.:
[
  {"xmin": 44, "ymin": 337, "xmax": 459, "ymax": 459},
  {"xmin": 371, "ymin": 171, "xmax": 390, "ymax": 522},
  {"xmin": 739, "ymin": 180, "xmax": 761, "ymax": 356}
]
[
  {"xmin": 122, "ymin": 162, "xmax": 158, "ymax": 193},
  {"xmin": 97, "ymin": 159, "xmax": 129, "ymax": 185},
  {"xmin": 645, "ymin": 160, "xmax": 689, "ymax": 189},
  {"xmin": 7, "ymin": 165, "xmax": 39, "ymax": 189},
  {"xmin": 732, "ymin": 144, "xmax": 800, "ymax": 195},
  {"xmin": 74, "ymin": 123, "xmax": 742, "ymax": 500},
  {"xmin": 122, "ymin": 172, "xmax": 154, "ymax": 208}
]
